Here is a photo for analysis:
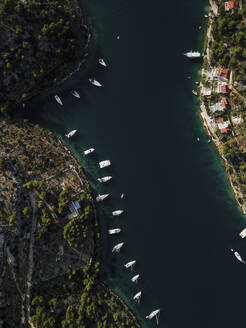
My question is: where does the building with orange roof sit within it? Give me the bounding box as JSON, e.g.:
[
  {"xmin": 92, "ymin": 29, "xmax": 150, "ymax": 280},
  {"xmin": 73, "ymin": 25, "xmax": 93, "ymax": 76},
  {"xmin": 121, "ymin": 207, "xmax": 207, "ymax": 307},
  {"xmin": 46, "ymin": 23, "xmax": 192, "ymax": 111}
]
[
  {"xmin": 224, "ymin": 1, "xmax": 239, "ymax": 13},
  {"xmin": 217, "ymin": 118, "xmax": 224, "ymax": 124},
  {"xmin": 220, "ymin": 85, "xmax": 229, "ymax": 94},
  {"xmin": 221, "ymin": 128, "xmax": 230, "ymax": 134},
  {"xmin": 221, "ymin": 97, "xmax": 229, "ymax": 110},
  {"xmin": 216, "ymin": 69, "xmax": 230, "ymax": 82}
]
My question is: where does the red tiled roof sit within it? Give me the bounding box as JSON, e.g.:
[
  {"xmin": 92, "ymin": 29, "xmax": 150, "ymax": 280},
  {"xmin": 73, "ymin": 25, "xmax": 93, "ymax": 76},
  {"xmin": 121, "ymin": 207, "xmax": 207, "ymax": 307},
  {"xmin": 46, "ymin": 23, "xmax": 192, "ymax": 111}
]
[
  {"xmin": 221, "ymin": 97, "xmax": 229, "ymax": 109},
  {"xmin": 221, "ymin": 128, "xmax": 230, "ymax": 134},
  {"xmin": 220, "ymin": 85, "xmax": 229, "ymax": 93},
  {"xmin": 217, "ymin": 118, "xmax": 224, "ymax": 123},
  {"xmin": 228, "ymin": 1, "xmax": 239, "ymax": 9},
  {"xmin": 218, "ymin": 69, "xmax": 230, "ymax": 80}
]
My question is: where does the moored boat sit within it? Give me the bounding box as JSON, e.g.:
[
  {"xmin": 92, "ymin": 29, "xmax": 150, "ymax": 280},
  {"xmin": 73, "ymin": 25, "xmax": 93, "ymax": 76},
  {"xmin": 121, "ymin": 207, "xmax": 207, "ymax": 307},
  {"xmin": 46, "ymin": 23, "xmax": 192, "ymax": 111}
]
[
  {"xmin": 120, "ymin": 193, "xmax": 125, "ymax": 199},
  {"xmin": 192, "ymin": 90, "xmax": 198, "ymax": 96},
  {"xmin": 99, "ymin": 58, "xmax": 107, "ymax": 67},
  {"xmin": 112, "ymin": 242, "xmax": 124, "ymax": 253},
  {"xmin": 108, "ymin": 228, "xmax": 121, "ymax": 234},
  {"xmin": 239, "ymin": 228, "xmax": 246, "ymax": 238},
  {"xmin": 133, "ymin": 291, "xmax": 141, "ymax": 303},
  {"xmin": 124, "ymin": 260, "xmax": 136, "ymax": 270},
  {"xmin": 83, "ymin": 148, "xmax": 95, "ymax": 156},
  {"xmin": 54, "ymin": 95, "xmax": 63, "ymax": 105},
  {"xmin": 184, "ymin": 50, "xmax": 201, "ymax": 58},
  {"xmin": 99, "ymin": 160, "xmax": 111, "ymax": 168},
  {"xmin": 112, "ymin": 210, "xmax": 123, "ymax": 216},
  {"xmin": 96, "ymin": 194, "xmax": 109, "ymax": 202},
  {"xmin": 97, "ymin": 176, "xmax": 112, "ymax": 183},
  {"xmin": 65, "ymin": 130, "xmax": 77, "ymax": 138},
  {"xmin": 146, "ymin": 309, "xmax": 161, "ymax": 325},
  {"xmin": 231, "ymin": 248, "xmax": 246, "ymax": 263},
  {"xmin": 89, "ymin": 78, "xmax": 102, "ymax": 87},
  {"xmin": 71, "ymin": 90, "xmax": 80, "ymax": 98},
  {"xmin": 131, "ymin": 274, "xmax": 140, "ymax": 283}
]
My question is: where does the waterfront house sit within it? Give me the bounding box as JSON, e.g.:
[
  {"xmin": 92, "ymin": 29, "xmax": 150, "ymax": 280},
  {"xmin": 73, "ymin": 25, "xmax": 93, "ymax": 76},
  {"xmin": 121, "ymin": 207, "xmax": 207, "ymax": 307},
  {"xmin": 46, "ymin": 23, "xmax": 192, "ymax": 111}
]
[
  {"xmin": 217, "ymin": 117, "xmax": 229, "ymax": 131},
  {"xmin": 220, "ymin": 85, "xmax": 229, "ymax": 94},
  {"xmin": 221, "ymin": 97, "xmax": 229, "ymax": 110},
  {"xmin": 221, "ymin": 128, "xmax": 230, "ymax": 134},
  {"xmin": 210, "ymin": 102, "xmax": 224, "ymax": 113},
  {"xmin": 216, "ymin": 69, "xmax": 230, "ymax": 82},
  {"xmin": 224, "ymin": 1, "xmax": 239, "ymax": 13}
]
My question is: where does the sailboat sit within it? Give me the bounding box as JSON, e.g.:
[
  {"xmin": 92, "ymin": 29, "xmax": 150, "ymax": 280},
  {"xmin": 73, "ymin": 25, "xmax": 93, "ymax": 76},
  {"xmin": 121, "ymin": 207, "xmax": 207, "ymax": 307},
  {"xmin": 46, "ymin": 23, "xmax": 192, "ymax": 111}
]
[
  {"xmin": 83, "ymin": 148, "xmax": 95, "ymax": 156},
  {"xmin": 133, "ymin": 291, "xmax": 141, "ymax": 303},
  {"xmin": 112, "ymin": 210, "xmax": 124, "ymax": 216},
  {"xmin": 112, "ymin": 242, "xmax": 124, "ymax": 253},
  {"xmin": 97, "ymin": 176, "xmax": 112, "ymax": 183},
  {"xmin": 99, "ymin": 160, "xmax": 111, "ymax": 168},
  {"xmin": 239, "ymin": 228, "xmax": 246, "ymax": 238},
  {"xmin": 99, "ymin": 58, "xmax": 107, "ymax": 67},
  {"xmin": 108, "ymin": 228, "xmax": 121, "ymax": 234},
  {"xmin": 96, "ymin": 194, "xmax": 109, "ymax": 202},
  {"xmin": 89, "ymin": 78, "xmax": 102, "ymax": 87},
  {"xmin": 54, "ymin": 95, "xmax": 63, "ymax": 105},
  {"xmin": 71, "ymin": 90, "xmax": 80, "ymax": 98},
  {"xmin": 65, "ymin": 130, "xmax": 77, "ymax": 138},
  {"xmin": 146, "ymin": 309, "xmax": 160, "ymax": 325},
  {"xmin": 124, "ymin": 260, "xmax": 136, "ymax": 270},
  {"xmin": 131, "ymin": 274, "xmax": 140, "ymax": 283},
  {"xmin": 120, "ymin": 193, "xmax": 125, "ymax": 199},
  {"xmin": 231, "ymin": 248, "xmax": 246, "ymax": 263}
]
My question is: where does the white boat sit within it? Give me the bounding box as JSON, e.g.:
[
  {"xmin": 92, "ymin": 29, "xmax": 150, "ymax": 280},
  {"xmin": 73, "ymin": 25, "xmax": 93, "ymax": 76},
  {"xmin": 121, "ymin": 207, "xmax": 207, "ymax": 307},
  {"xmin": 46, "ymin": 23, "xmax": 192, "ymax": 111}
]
[
  {"xmin": 231, "ymin": 248, "xmax": 246, "ymax": 263},
  {"xmin": 22, "ymin": 103, "xmax": 26, "ymax": 108},
  {"xmin": 112, "ymin": 242, "xmax": 124, "ymax": 253},
  {"xmin": 112, "ymin": 210, "xmax": 124, "ymax": 216},
  {"xmin": 120, "ymin": 193, "xmax": 125, "ymax": 199},
  {"xmin": 83, "ymin": 148, "xmax": 95, "ymax": 156},
  {"xmin": 204, "ymin": 14, "xmax": 209, "ymax": 18},
  {"xmin": 192, "ymin": 90, "xmax": 198, "ymax": 96},
  {"xmin": 197, "ymin": 137, "xmax": 200, "ymax": 142},
  {"xmin": 97, "ymin": 176, "xmax": 112, "ymax": 183},
  {"xmin": 133, "ymin": 291, "xmax": 141, "ymax": 303},
  {"xmin": 198, "ymin": 26, "xmax": 202, "ymax": 30},
  {"xmin": 54, "ymin": 95, "xmax": 63, "ymax": 105},
  {"xmin": 124, "ymin": 260, "xmax": 136, "ymax": 270},
  {"xmin": 146, "ymin": 309, "xmax": 161, "ymax": 325},
  {"xmin": 96, "ymin": 194, "xmax": 109, "ymax": 202},
  {"xmin": 131, "ymin": 274, "xmax": 140, "ymax": 283},
  {"xmin": 99, "ymin": 160, "xmax": 111, "ymax": 168},
  {"xmin": 184, "ymin": 51, "xmax": 201, "ymax": 58},
  {"xmin": 108, "ymin": 228, "xmax": 121, "ymax": 234},
  {"xmin": 195, "ymin": 81, "xmax": 199, "ymax": 85},
  {"xmin": 71, "ymin": 90, "xmax": 80, "ymax": 98},
  {"xmin": 65, "ymin": 130, "xmax": 77, "ymax": 138},
  {"xmin": 239, "ymin": 228, "xmax": 246, "ymax": 238},
  {"xmin": 89, "ymin": 78, "xmax": 102, "ymax": 87},
  {"xmin": 117, "ymin": 35, "xmax": 120, "ymax": 40},
  {"xmin": 99, "ymin": 58, "xmax": 107, "ymax": 67}
]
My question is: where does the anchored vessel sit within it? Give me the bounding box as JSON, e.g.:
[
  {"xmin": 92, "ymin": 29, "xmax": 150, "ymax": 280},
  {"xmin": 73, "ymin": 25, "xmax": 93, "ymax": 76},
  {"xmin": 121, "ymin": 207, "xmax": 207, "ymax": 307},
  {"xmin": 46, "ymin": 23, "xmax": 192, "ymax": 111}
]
[
  {"xmin": 120, "ymin": 193, "xmax": 125, "ymax": 199},
  {"xmin": 184, "ymin": 50, "xmax": 201, "ymax": 58},
  {"xmin": 96, "ymin": 194, "xmax": 109, "ymax": 202},
  {"xmin": 99, "ymin": 58, "xmax": 107, "ymax": 67},
  {"xmin": 124, "ymin": 260, "xmax": 136, "ymax": 270},
  {"xmin": 192, "ymin": 90, "xmax": 198, "ymax": 96},
  {"xmin": 65, "ymin": 130, "xmax": 77, "ymax": 139},
  {"xmin": 146, "ymin": 309, "xmax": 161, "ymax": 325},
  {"xmin": 231, "ymin": 248, "xmax": 245, "ymax": 263},
  {"xmin": 239, "ymin": 228, "xmax": 246, "ymax": 238},
  {"xmin": 112, "ymin": 242, "xmax": 124, "ymax": 253},
  {"xmin": 54, "ymin": 95, "xmax": 63, "ymax": 105},
  {"xmin": 131, "ymin": 274, "xmax": 140, "ymax": 283},
  {"xmin": 89, "ymin": 78, "xmax": 102, "ymax": 87},
  {"xmin": 133, "ymin": 291, "xmax": 142, "ymax": 303},
  {"xmin": 83, "ymin": 148, "xmax": 95, "ymax": 156},
  {"xmin": 108, "ymin": 228, "xmax": 121, "ymax": 234},
  {"xmin": 99, "ymin": 160, "xmax": 111, "ymax": 168},
  {"xmin": 112, "ymin": 210, "xmax": 124, "ymax": 216},
  {"xmin": 97, "ymin": 176, "xmax": 112, "ymax": 183},
  {"xmin": 71, "ymin": 90, "xmax": 80, "ymax": 98}
]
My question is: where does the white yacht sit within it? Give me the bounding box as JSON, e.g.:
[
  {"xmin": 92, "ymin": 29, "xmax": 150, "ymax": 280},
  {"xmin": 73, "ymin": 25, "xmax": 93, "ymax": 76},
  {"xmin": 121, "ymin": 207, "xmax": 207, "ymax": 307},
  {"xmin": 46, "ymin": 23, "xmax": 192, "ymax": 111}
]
[
  {"xmin": 192, "ymin": 90, "xmax": 198, "ymax": 96},
  {"xmin": 71, "ymin": 90, "xmax": 80, "ymax": 98},
  {"xmin": 239, "ymin": 228, "xmax": 246, "ymax": 238},
  {"xmin": 124, "ymin": 260, "xmax": 136, "ymax": 270},
  {"xmin": 54, "ymin": 95, "xmax": 63, "ymax": 105},
  {"xmin": 146, "ymin": 309, "xmax": 161, "ymax": 325},
  {"xmin": 133, "ymin": 291, "xmax": 141, "ymax": 303},
  {"xmin": 83, "ymin": 148, "xmax": 95, "ymax": 156},
  {"xmin": 204, "ymin": 14, "xmax": 209, "ymax": 18},
  {"xmin": 112, "ymin": 210, "xmax": 124, "ymax": 216},
  {"xmin": 99, "ymin": 160, "xmax": 111, "ymax": 168},
  {"xmin": 89, "ymin": 78, "xmax": 102, "ymax": 87},
  {"xmin": 108, "ymin": 228, "xmax": 121, "ymax": 234},
  {"xmin": 131, "ymin": 274, "xmax": 140, "ymax": 283},
  {"xmin": 112, "ymin": 242, "xmax": 124, "ymax": 253},
  {"xmin": 231, "ymin": 248, "xmax": 246, "ymax": 263},
  {"xmin": 184, "ymin": 51, "xmax": 201, "ymax": 58},
  {"xmin": 120, "ymin": 193, "xmax": 125, "ymax": 199},
  {"xmin": 99, "ymin": 58, "xmax": 107, "ymax": 67},
  {"xmin": 96, "ymin": 194, "xmax": 109, "ymax": 202},
  {"xmin": 65, "ymin": 130, "xmax": 77, "ymax": 138},
  {"xmin": 97, "ymin": 176, "xmax": 112, "ymax": 183}
]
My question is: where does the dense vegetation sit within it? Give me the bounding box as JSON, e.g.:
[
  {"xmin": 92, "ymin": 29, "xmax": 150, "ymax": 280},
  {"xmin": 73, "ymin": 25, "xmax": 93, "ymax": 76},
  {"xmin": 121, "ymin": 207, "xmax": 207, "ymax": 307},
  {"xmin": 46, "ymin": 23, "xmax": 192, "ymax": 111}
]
[{"xmin": 0, "ymin": 0, "xmax": 89, "ymax": 113}]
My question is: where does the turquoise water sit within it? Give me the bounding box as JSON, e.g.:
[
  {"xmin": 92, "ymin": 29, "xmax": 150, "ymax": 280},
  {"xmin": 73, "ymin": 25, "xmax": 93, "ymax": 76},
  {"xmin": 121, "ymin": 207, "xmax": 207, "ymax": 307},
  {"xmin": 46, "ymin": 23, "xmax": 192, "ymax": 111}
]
[{"xmin": 25, "ymin": 0, "xmax": 246, "ymax": 327}]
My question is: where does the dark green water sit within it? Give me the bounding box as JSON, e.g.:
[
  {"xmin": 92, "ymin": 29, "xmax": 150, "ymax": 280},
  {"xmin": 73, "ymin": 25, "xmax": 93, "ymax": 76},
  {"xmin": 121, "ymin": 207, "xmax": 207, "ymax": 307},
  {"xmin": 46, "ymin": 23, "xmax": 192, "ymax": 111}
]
[{"xmin": 25, "ymin": 0, "xmax": 246, "ymax": 327}]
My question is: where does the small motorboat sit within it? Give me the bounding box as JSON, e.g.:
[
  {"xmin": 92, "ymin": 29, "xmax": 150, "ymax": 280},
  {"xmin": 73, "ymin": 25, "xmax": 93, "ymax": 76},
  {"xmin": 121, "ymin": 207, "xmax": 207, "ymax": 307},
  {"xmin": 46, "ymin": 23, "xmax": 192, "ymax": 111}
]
[
  {"xmin": 96, "ymin": 194, "xmax": 109, "ymax": 202},
  {"xmin": 97, "ymin": 176, "xmax": 112, "ymax": 183},
  {"xmin": 239, "ymin": 228, "xmax": 246, "ymax": 238},
  {"xmin": 117, "ymin": 35, "xmax": 120, "ymax": 40},
  {"xmin": 65, "ymin": 130, "xmax": 77, "ymax": 138},
  {"xmin": 71, "ymin": 90, "xmax": 80, "ymax": 98},
  {"xmin": 131, "ymin": 274, "xmax": 140, "ymax": 283},
  {"xmin": 89, "ymin": 78, "xmax": 102, "ymax": 87},
  {"xmin": 133, "ymin": 291, "xmax": 141, "ymax": 303},
  {"xmin": 54, "ymin": 95, "xmax": 63, "ymax": 105},
  {"xmin": 197, "ymin": 137, "xmax": 200, "ymax": 142},
  {"xmin": 112, "ymin": 242, "xmax": 124, "ymax": 253},
  {"xmin": 146, "ymin": 309, "xmax": 161, "ymax": 325},
  {"xmin": 204, "ymin": 14, "xmax": 209, "ymax": 18},
  {"xmin": 120, "ymin": 193, "xmax": 125, "ymax": 199},
  {"xmin": 99, "ymin": 58, "xmax": 107, "ymax": 67},
  {"xmin": 83, "ymin": 148, "xmax": 95, "ymax": 156},
  {"xmin": 192, "ymin": 90, "xmax": 198, "ymax": 96},
  {"xmin": 108, "ymin": 228, "xmax": 121, "ymax": 234},
  {"xmin": 124, "ymin": 260, "xmax": 136, "ymax": 270},
  {"xmin": 112, "ymin": 210, "xmax": 124, "ymax": 216},
  {"xmin": 99, "ymin": 160, "xmax": 111, "ymax": 168},
  {"xmin": 231, "ymin": 248, "xmax": 246, "ymax": 263}
]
